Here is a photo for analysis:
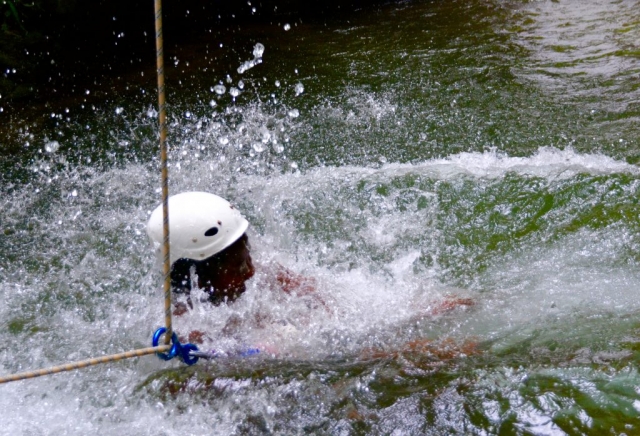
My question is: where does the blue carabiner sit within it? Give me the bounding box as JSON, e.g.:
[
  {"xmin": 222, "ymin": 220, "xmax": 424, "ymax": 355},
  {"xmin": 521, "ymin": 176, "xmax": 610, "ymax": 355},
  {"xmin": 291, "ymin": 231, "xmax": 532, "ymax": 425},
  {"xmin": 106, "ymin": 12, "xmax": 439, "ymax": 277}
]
[
  {"xmin": 179, "ymin": 343, "xmax": 200, "ymax": 366},
  {"xmin": 152, "ymin": 327, "xmax": 200, "ymax": 366},
  {"xmin": 152, "ymin": 327, "xmax": 179, "ymax": 361}
]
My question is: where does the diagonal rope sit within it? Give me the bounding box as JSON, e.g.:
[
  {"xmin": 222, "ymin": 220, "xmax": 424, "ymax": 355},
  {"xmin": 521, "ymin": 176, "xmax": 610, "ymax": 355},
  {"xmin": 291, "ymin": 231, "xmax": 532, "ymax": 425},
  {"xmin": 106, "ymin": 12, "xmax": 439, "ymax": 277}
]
[
  {"xmin": 0, "ymin": 345, "xmax": 172, "ymax": 384},
  {"xmin": 0, "ymin": 0, "xmax": 180, "ymax": 385}
]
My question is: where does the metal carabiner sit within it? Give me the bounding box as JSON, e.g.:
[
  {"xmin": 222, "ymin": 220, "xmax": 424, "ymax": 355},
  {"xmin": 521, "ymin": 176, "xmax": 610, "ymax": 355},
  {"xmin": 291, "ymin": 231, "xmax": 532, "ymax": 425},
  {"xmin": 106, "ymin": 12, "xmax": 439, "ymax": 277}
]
[
  {"xmin": 152, "ymin": 327, "xmax": 180, "ymax": 361},
  {"xmin": 152, "ymin": 327, "xmax": 200, "ymax": 365}
]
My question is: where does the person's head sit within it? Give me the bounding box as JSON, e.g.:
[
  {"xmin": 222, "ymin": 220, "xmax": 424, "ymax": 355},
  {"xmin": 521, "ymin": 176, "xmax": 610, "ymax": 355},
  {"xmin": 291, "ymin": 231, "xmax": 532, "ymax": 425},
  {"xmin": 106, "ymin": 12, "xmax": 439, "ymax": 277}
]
[{"xmin": 146, "ymin": 192, "xmax": 255, "ymax": 304}]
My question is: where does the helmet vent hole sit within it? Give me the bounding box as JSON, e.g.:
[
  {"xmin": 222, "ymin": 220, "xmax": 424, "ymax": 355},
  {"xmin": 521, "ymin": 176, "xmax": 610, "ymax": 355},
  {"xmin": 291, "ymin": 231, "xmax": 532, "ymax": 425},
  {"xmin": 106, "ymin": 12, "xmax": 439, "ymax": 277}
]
[{"xmin": 204, "ymin": 227, "xmax": 219, "ymax": 237}]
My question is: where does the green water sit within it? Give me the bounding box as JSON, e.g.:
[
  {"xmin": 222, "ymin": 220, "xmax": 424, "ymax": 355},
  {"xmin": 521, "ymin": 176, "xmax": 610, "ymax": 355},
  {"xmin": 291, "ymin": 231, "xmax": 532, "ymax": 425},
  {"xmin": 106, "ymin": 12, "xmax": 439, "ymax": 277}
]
[{"xmin": 1, "ymin": 0, "xmax": 640, "ymax": 434}]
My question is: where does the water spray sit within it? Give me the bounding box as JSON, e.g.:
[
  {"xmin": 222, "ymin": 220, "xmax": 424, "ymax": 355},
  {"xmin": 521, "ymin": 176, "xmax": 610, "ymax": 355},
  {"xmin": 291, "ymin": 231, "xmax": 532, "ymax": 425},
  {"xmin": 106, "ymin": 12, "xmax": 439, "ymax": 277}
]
[{"xmin": 0, "ymin": 0, "xmax": 199, "ymax": 385}]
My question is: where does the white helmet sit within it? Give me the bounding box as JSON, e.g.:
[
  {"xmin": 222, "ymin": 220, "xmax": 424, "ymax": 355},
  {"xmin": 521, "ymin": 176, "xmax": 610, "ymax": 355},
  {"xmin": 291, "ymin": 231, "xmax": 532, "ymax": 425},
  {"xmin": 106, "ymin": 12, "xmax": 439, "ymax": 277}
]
[{"xmin": 146, "ymin": 191, "xmax": 249, "ymax": 265}]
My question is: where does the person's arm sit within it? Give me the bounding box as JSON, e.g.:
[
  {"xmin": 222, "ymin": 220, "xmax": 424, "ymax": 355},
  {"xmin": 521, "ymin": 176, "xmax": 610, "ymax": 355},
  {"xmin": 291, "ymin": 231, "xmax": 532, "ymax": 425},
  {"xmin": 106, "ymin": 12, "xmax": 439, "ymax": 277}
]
[
  {"xmin": 360, "ymin": 296, "xmax": 476, "ymax": 360},
  {"xmin": 424, "ymin": 296, "xmax": 474, "ymax": 316},
  {"xmin": 274, "ymin": 265, "xmax": 317, "ymax": 296},
  {"xmin": 271, "ymin": 263, "xmax": 331, "ymax": 311},
  {"xmin": 361, "ymin": 336, "xmax": 479, "ymax": 361}
]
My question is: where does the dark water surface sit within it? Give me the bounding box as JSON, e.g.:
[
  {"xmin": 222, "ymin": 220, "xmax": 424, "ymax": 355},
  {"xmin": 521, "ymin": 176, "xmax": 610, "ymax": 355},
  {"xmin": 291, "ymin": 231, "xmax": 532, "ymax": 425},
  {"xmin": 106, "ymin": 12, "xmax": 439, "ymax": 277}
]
[{"xmin": 1, "ymin": 0, "xmax": 640, "ymax": 434}]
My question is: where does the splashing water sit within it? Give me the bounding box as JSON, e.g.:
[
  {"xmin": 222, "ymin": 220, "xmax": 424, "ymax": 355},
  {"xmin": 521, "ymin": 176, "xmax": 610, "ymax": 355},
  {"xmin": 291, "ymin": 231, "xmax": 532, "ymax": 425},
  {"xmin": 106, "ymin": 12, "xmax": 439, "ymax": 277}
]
[{"xmin": 1, "ymin": 0, "xmax": 640, "ymax": 434}]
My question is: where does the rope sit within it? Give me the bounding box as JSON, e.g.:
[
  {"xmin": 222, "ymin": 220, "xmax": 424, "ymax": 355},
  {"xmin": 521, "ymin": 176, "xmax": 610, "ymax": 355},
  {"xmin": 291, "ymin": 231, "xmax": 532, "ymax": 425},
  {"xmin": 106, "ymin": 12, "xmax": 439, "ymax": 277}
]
[
  {"xmin": 0, "ymin": 345, "xmax": 171, "ymax": 384},
  {"xmin": 0, "ymin": 0, "xmax": 193, "ymax": 385},
  {"xmin": 154, "ymin": 0, "xmax": 172, "ymax": 345}
]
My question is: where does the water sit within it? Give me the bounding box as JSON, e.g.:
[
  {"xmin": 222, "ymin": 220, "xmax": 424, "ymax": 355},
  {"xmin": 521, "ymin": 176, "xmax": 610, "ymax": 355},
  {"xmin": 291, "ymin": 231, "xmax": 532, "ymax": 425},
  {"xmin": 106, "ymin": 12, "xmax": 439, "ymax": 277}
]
[{"xmin": 1, "ymin": 0, "xmax": 640, "ymax": 434}]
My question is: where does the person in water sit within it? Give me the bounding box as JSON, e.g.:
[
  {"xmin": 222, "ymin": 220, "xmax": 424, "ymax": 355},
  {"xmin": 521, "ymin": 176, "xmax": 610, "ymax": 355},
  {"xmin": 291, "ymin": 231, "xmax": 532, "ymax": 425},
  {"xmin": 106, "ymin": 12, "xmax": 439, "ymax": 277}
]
[
  {"xmin": 146, "ymin": 192, "xmax": 319, "ymax": 340},
  {"xmin": 147, "ymin": 191, "xmax": 473, "ymax": 349},
  {"xmin": 147, "ymin": 191, "xmax": 257, "ymax": 307}
]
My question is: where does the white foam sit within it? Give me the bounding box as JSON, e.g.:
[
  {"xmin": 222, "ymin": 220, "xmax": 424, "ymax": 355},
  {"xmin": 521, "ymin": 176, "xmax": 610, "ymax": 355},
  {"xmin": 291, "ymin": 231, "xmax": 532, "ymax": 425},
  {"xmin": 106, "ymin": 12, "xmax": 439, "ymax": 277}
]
[{"xmin": 1, "ymin": 142, "xmax": 638, "ymax": 434}]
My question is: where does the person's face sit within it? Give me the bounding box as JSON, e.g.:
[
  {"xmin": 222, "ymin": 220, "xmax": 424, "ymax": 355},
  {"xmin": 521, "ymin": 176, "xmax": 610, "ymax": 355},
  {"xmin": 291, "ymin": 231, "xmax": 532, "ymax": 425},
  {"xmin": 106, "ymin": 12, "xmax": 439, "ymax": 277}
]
[{"xmin": 197, "ymin": 234, "xmax": 255, "ymax": 302}]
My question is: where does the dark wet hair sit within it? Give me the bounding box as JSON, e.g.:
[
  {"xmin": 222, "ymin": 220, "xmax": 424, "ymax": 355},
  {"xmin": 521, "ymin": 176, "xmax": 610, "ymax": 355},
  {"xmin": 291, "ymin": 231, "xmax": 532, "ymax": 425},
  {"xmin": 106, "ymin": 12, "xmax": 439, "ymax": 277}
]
[
  {"xmin": 170, "ymin": 258, "xmax": 197, "ymax": 294},
  {"xmin": 170, "ymin": 233, "xmax": 249, "ymax": 305}
]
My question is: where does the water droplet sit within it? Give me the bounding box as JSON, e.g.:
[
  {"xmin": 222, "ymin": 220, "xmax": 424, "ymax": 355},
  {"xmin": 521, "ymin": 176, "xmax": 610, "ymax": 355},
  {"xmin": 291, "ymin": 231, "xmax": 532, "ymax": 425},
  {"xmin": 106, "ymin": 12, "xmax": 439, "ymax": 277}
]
[
  {"xmin": 209, "ymin": 100, "xmax": 217, "ymax": 108},
  {"xmin": 294, "ymin": 83, "xmax": 304, "ymax": 96},
  {"xmin": 275, "ymin": 80, "xmax": 281, "ymax": 87},
  {"xmin": 273, "ymin": 143, "xmax": 284, "ymax": 153},
  {"xmin": 237, "ymin": 63, "xmax": 247, "ymax": 74},
  {"xmin": 185, "ymin": 111, "xmax": 192, "ymax": 118},
  {"xmin": 284, "ymin": 23, "xmax": 291, "ymax": 31},
  {"xmin": 146, "ymin": 108, "xmax": 158, "ymax": 118},
  {"xmin": 290, "ymin": 162, "xmax": 298, "ymax": 170},
  {"xmin": 287, "ymin": 109, "xmax": 300, "ymax": 118},
  {"xmin": 213, "ymin": 84, "xmax": 226, "ymax": 95},
  {"xmin": 238, "ymin": 80, "xmax": 245, "ymax": 89},
  {"xmin": 253, "ymin": 43, "xmax": 265, "ymax": 59},
  {"xmin": 44, "ymin": 140, "xmax": 60, "ymax": 153},
  {"xmin": 261, "ymin": 130, "xmax": 271, "ymax": 143},
  {"xmin": 226, "ymin": 75, "xmax": 232, "ymax": 84},
  {"xmin": 71, "ymin": 189, "xmax": 78, "ymax": 197},
  {"xmin": 252, "ymin": 143, "xmax": 265, "ymax": 153},
  {"xmin": 379, "ymin": 156, "xmax": 387, "ymax": 163},
  {"xmin": 219, "ymin": 136, "xmax": 229, "ymax": 145},
  {"xmin": 230, "ymin": 87, "xmax": 241, "ymax": 97},
  {"xmin": 115, "ymin": 107, "xmax": 124, "ymax": 115}
]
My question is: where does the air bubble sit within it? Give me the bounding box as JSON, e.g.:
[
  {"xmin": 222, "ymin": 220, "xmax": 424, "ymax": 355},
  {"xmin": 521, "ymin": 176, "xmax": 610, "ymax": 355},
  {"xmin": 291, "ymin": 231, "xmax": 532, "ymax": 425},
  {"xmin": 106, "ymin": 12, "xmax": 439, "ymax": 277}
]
[
  {"xmin": 238, "ymin": 80, "xmax": 245, "ymax": 89},
  {"xmin": 252, "ymin": 143, "xmax": 265, "ymax": 153},
  {"xmin": 275, "ymin": 80, "xmax": 281, "ymax": 87},
  {"xmin": 284, "ymin": 23, "xmax": 291, "ymax": 31},
  {"xmin": 230, "ymin": 87, "xmax": 241, "ymax": 98},
  {"xmin": 294, "ymin": 83, "xmax": 304, "ymax": 96},
  {"xmin": 115, "ymin": 107, "xmax": 124, "ymax": 115},
  {"xmin": 209, "ymin": 100, "xmax": 217, "ymax": 108},
  {"xmin": 213, "ymin": 84, "xmax": 226, "ymax": 95},
  {"xmin": 287, "ymin": 109, "xmax": 300, "ymax": 118}
]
